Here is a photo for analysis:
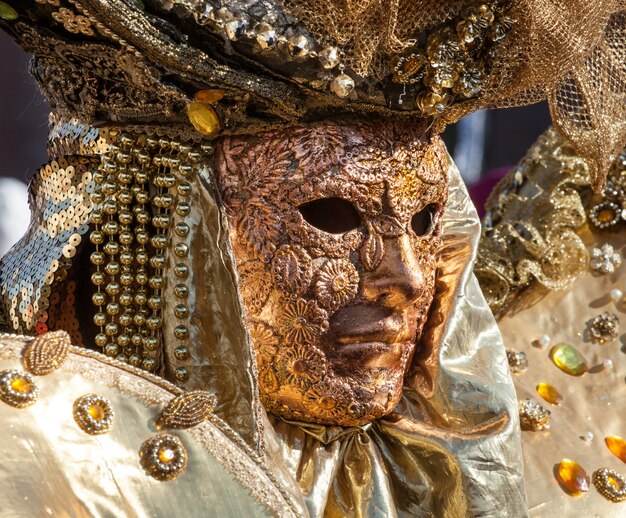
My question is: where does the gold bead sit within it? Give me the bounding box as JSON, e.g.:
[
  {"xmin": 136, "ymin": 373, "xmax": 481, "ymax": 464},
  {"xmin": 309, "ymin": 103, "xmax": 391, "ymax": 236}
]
[
  {"xmin": 118, "ymin": 231, "xmax": 133, "ymax": 245},
  {"xmin": 177, "ymin": 183, "xmax": 191, "ymax": 197},
  {"xmin": 129, "ymin": 355, "xmax": 142, "ymax": 367},
  {"xmin": 174, "ymin": 264, "xmax": 189, "ymax": 278},
  {"xmin": 118, "ymin": 210, "xmax": 133, "ymax": 225},
  {"xmin": 134, "ymin": 292, "xmax": 147, "ymax": 306},
  {"xmin": 174, "ymin": 285, "xmax": 188, "ymax": 298},
  {"xmin": 90, "ymin": 210, "xmax": 104, "ymax": 224},
  {"xmin": 117, "ymin": 171, "xmax": 133, "ymax": 185},
  {"xmin": 90, "ymin": 252, "xmax": 105, "ymax": 266},
  {"xmin": 142, "ymin": 358, "xmax": 157, "ymax": 371},
  {"xmin": 144, "ymin": 336, "xmax": 160, "ymax": 351},
  {"xmin": 120, "ymin": 273, "xmax": 134, "ymax": 286},
  {"xmin": 93, "ymin": 312, "xmax": 107, "ymax": 326},
  {"xmin": 151, "ymin": 235, "xmax": 169, "ymax": 249},
  {"xmin": 91, "ymin": 192, "xmax": 104, "ymax": 204},
  {"xmin": 135, "ymin": 230, "xmax": 149, "ymax": 244},
  {"xmin": 135, "ymin": 189, "xmax": 150, "ymax": 204},
  {"xmin": 136, "ymin": 251, "xmax": 149, "ymax": 265},
  {"xmin": 116, "ymin": 354, "xmax": 128, "ymax": 363},
  {"xmin": 152, "ymin": 194, "xmax": 174, "ymax": 208},
  {"xmin": 119, "ymin": 293, "xmax": 133, "ymax": 306},
  {"xmin": 104, "ymin": 323, "xmax": 119, "ymax": 336},
  {"xmin": 102, "ymin": 221, "xmax": 119, "ymax": 235},
  {"xmin": 174, "ymin": 368, "xmax": 189, "ymax": 382},
  {"xmin": 105, "ymin": 282, "xmax": 121, "ymax": 296},
  {"xmin": 134, "ymin": 209, "xmax": 151, "ymax": 225},
  {"xmin": 148, "ymin": 296, "xmax": 162, "ymax": 310},
  {"xmin": 95, "ymin": 333, "xmax": 108, "ymax": 347},
  {"xmin": 174, "ymin": 346, "xmax": 189, "ymax": 360},
  {"xmin": 90, "ymin": 231, "xmax": 105, "ymax": 245},
  {"xmin": 174, "ymin": 244, "xmax": 189, "ymax": 258},
  {"xmin": 91, "ymin": 272, "xmax": 106, "ymax": 286},
  {"xmin": 150, "ymin": 256, "xmax": 166, "ymax": 269},
  {"xmin": 104, "ymin": 262, "xmax": 120, "ymax": 276},
  {"xmin": 153, "ymin": 173, "xmax": 176, "ymax": 188},
  {"xmin": 148, "ymin": 276, "xmax": 164, "ymax": 289},
  {"xmin": 104, "ymin": 344, "xmax": 118, "ymax": 357},
  {"xmin": 131, "ymin": 334, "xmax": 143, "ymax": 347},
  {"xmin": 118, "ymin": 313, "xmax": 133, "ymax": 327},
  {"xmin": 92, "ymin": 292, "xmax": 106, "ymax": 306},
  {"xmin": 134, "ymin": 314, "xmax": 146, "ymax": 327},
  {"xmin": 147, "ymin": 316, "xmax": 162, "ymax": 330},
  {"xmin": 135, "ymin": 272, "xmax": 148, "ymax": 285},
  {"xmin": 117, "ymin": 334, "xmax": 130, "ymax": 347},
  {"xmin": 174, "ymin": 326, "xmax": 189, "ymax": 340},
  {"xmin": 119, "ymin": 252, "xmax": 134, "ymax": 265},
  {"xmin": 174, "ymin": 223, "xmax": 190, "ymax": 237},
  {"xmin": 174, "ymin": 305, "xmax": 189, "ymax": 319},
  {"xmin": 103, "ymin": 242, "xmax": 120, "ymax": 256},
  {"xmin": 176, "ymin": 203, "xmax": 191, "ymax": 217},
  {"xmin": 152, "ymin": 215, "xmax": 171, "ymax": 229},
  {"xmin": 106, "ymin": 303, "xmax": 120, "ymax": 316}
]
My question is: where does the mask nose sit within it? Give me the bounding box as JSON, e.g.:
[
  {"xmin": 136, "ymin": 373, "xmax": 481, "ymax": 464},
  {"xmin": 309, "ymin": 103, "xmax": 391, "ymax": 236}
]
[{"xmin": 361, "ymin": 234, "xmax": 427, "ymax": 309}]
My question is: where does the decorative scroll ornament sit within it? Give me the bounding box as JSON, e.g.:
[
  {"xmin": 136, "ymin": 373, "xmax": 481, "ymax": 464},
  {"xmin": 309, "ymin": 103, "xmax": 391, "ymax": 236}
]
[
  {"xmin": 23, "ymin": 330, "xmax": 71, "ymax": 376},
  {"xmin": 156, "ymin": 391, "xmax": 216, "ymax": 429}
]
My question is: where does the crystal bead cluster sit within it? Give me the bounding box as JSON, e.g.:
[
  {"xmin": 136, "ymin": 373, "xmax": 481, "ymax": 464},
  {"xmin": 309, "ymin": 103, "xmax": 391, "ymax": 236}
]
[
  {"xmin": 73, "ymin": 394, "xmax": 114, "ymax": 435},
  {"xmin": 139, "ymin": 433, "xmax": 188, "ymax": 481},
  {"xmin": 191, "ymin": 1, "xmax": 348, "ymax": 96},
  {"xmin": 393, "ymin": 2, "xmax": 515, "ymax": 114},
  {"xmin": 518, "ymin": 398, "xmax": 551, "ymax": 431},
  {"xmin": 588, "ymin": 312, "xmax": 619, "ymax": 343},
  {"xmin": 89, "ymin": 135, "xmax": 199, "ymax": 378},
  {"xmin": 589, "ymin": 243, "xmax": 622, "ymax": 274},
  {"xmin": 506, "ymin": 349, "xmax": 528, "ymax": 374}
]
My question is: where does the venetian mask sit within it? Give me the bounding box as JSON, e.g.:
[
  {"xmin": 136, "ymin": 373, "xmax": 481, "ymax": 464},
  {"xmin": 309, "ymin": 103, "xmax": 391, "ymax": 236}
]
[{"xmin": 214, "ymin": 120, "xmax": 449, "ymax": 426}]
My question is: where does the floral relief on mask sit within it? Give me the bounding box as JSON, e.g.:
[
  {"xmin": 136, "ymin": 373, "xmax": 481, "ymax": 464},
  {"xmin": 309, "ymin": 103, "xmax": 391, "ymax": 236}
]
[{"xmin": 214, "ymin": 120, "xmax": 449, "ymax": 426}]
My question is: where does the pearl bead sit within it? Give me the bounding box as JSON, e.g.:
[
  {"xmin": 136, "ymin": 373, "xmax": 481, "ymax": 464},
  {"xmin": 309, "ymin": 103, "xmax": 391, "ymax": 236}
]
[
  {"xmin": 583, "ymin": 431, "xmax": 594, "ymax": 442},
  {"xmin": 603, "ymin": 359, "xmax": 614, "ymax": 370},
  {"xmin": 610, "ymin": 289, "xmax": 624, "ymax": 303}
]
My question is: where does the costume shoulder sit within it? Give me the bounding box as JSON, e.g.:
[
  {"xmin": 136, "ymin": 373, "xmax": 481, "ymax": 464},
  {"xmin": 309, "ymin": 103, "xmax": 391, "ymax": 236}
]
[{"xmin": 0, "ymin": 331, "xmax": 301, "ymax": 517}]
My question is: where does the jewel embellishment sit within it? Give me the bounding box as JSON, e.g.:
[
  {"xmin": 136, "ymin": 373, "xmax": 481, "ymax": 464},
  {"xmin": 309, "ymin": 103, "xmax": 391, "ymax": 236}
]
[
  {"xmin": 519, "ymin": 398, "xmax": 551, "ymax": 431},
  {"xmin": 23, "ymin": 330, "xmax": 71, "ymax": 376},
  {"xmin": 550, "ymin": 343, "xmax": 588, "ymax": 376},
  {"xmin": 140, "ymin": 434, "xmax": 188, "ymax": 481},
  {"xmin": 73, "ymin": 394, "xmax": 114, "ymax": 435},
  {"xmin": 592, "ymin": 468, "xmax": 626, "ymax": 502},
  {"xmin": 506, "ymin": 349, "xmax": 528, "ymax": 374},
  {"xmin": 589, "ymin": 312, "xmax": 619, "ymax": 343},
  {"xmin": 156, "ymin": 390, "xmax": 215, "ymax": 429},
  {"xmin": 589, "ymin": 202, "xmax": 622, "ymax": 231},
  {"xmin": 605, "ymin": 436, "xmax": 626, "ymax": 463},
  {"xmin": 557, "ymin": 459, "xmax": 590, "ymax": 494},
  {"xmin": 589, "ymin": 243, "xmax": 622, "ymax": 274},
  {"xmin": 536, "ymin": 382, "xmax": 563, "ymax": 406},
  {"xmin": 0, "ymin": 370, "xmax": 39, "ymax": 408}
]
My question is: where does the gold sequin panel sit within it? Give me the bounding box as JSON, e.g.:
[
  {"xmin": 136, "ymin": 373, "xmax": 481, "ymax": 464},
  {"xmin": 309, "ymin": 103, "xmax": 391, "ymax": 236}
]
[{"xmin": 0, "ymin": 156, "xmax": 98, "ymax": 334}]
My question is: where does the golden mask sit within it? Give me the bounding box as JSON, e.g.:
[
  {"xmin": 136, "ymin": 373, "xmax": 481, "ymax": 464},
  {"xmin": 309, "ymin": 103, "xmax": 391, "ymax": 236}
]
[{"xmin": 214, "ymin": 120, "xmax": 449, "ymax": 425}]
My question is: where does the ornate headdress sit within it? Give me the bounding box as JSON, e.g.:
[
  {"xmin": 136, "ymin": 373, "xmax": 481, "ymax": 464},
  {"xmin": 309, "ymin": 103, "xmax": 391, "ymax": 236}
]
[{"xmin": 0, "ymin": 0, "xmax": 624, "ymax": 188}]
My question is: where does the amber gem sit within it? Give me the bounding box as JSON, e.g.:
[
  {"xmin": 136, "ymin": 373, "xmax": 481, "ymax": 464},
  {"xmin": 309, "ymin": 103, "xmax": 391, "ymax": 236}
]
[
  {"xmin": 158, "ymin": 447, "xmax": 176, "ymax": 463},
  {"xmin": 550, "ymin": 344, "xmax": 588, "ymax": 376},
  {"xmin": 0, "ymin": 1, "xmax": 18, "ymax": 20},
  {"xmin": 194, "ymin": 89, "xmax": 225, "ymax": 104},
  {"xmin": 536, "ymin": 383, "xmax": 563, "ymax": 405},
  {"xmin": 598, "ymin": 208, "xmax": 616, "ymax": 223},
  {"xmin": 557, "ymin": 459, "xmax": 590, "ymax": 494},
  {"xmin": 605, "ymin": 436, "xmax": 626, "ymax": 463},
  {"xmin": 186, "ymin": 102, "xmax": 220, "ymax": 137},
  {"xmin": 11, "ymin": 377, "xmax": 32, "ymax": 393},
  {"xmin": 87, "ymin": 403, "xmax": 106, "ymax": 421}
]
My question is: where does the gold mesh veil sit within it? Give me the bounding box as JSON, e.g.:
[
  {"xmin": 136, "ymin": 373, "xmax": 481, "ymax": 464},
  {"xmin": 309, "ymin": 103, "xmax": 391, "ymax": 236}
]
[{"xmin": 282, "ymin": 0, "xmax": 626, "ymax": 189}]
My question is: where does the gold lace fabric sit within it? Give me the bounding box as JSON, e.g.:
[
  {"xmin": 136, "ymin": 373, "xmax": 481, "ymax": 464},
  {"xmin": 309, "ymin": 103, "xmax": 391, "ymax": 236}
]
[{"xmin": 282, "ymin": 1, "xmax": 626, "ymax": 189}]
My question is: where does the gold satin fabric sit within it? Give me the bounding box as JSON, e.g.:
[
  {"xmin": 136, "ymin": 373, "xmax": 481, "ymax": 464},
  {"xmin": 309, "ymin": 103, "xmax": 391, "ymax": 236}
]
[
  {"xmin": 265, "ymin": 158, "xmax": 527, "ymax": 517},
  {"xmin": 498, "ymin": 226, "xmax": 626, "ymax": 517},
  {"xmin": 0, "ymin": 336, "xmax": 304, "ymax": 518}
]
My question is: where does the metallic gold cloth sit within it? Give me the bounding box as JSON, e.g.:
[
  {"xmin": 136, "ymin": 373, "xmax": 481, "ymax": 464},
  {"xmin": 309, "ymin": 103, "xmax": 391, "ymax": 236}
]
[
  {"xmin": 0, "ymin": 335, "xmax": 306, "ymax": 517},
  {"xmin": 264, "ymin": 158, "xmax": 526, "ymax": 517},
  {"xmin": 498, "ymin": 226, "xmax": 626, "ymax": 517}
]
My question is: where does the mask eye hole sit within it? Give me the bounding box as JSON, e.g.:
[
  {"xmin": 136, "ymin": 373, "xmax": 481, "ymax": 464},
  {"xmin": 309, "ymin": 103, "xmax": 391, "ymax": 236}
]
[
  {"xmin": 298, "ymin": 197, "xmax": 362, "ymax": 234},
  {"xmin": 411, "ymin": 204, "xmax": 437, "ymax": 236}
]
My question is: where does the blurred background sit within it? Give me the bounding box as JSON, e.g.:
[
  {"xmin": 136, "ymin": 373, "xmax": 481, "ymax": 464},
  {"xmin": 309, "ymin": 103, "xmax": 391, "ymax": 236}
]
[{"xmin": 0, "ymin": 29, "xmax": 552, "ymax": 255}]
